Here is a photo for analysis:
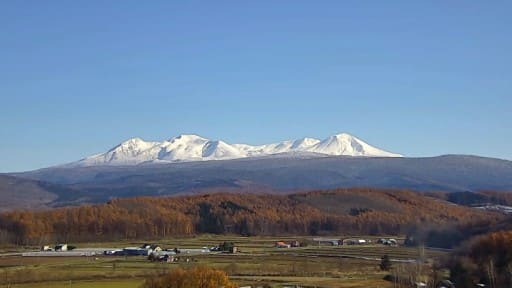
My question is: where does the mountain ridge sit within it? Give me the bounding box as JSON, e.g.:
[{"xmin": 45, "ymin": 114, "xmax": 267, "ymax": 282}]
[
  {"xmin": 2, "ymin": 154, "xmax": 511, "ymax": 211},
  {"xmin": 68, "ymin": 133, "xmax": 402, "ymax": 167}
]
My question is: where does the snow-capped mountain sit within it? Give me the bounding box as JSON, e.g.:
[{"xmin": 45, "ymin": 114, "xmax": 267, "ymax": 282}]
[{"xmin": 70, "ymin": 133, "xmax": 402, "ymax": 167}]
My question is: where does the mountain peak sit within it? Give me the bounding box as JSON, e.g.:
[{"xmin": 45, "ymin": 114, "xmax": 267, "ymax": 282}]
[
  {"xmin": 108, "ymin": 137, "xmax": 153, "ymax": 152},
  {"xmin": 176, "ymin": 134, "xmax": 205, "ymax": 139},
  {"xmin": 70, "ymin": 132, "xmax": 402, "ymax": 167},
  {"xmin": 169, "ymin": 134, "xmax": 208, "ymax": 142},
  {"xmin": 307, "ymin": 133, "xmax": 401, "ymax": 157},
  {"xmin": 332, "ymin": 133, "xmax": 354, "ymax": 139},
  {"xmin": 120, "ymin": 137, "xmax": 145, "ymax": 144}
]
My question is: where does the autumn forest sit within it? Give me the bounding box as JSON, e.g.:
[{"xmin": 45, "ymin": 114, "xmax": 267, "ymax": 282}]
[{"xmin": 0, "ymin": 188, "xmax": 505, "ymax": 246}]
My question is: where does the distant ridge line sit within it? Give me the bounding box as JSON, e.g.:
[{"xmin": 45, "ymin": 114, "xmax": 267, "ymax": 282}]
[{"xmin": 67, "ymin": 132, "xmax": 402, "ymax": 167}]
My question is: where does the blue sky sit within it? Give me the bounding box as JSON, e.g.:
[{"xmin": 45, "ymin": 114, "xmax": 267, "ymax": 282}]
[{"xmin": 1, "ymin": 1, "xmax": 511, "ymax": 172}]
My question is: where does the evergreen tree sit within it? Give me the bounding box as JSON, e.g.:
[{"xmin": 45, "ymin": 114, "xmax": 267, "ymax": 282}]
[{"xmin": 380, "ymin": 254, "xmax": 392, "ymax": 271}]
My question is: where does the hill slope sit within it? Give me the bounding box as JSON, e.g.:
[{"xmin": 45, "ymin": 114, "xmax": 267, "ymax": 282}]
[
  {"xmin": 0, "ymin": 175, "xmax": 58, "ymax": 211},
  {"xmin": 0, "ymin": 175, "xmax": 92, "ymax": 211},
  {"xmin": 9, "ymin": 155, "xmax": 512, "ymax": 206}
]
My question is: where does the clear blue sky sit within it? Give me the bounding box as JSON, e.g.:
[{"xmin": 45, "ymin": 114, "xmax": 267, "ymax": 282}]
[{"xmin": 1, "ymin": 1, "xmax": 511, "ymax": 172}]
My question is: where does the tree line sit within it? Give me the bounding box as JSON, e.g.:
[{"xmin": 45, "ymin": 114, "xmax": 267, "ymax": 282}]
[
  {"xmin": 0, "ymin": 188, "xmax": 502, "ymax": 245},
  {"xmin": 447, "ymin": 230, "xmax": 512, "ymax": 287}
]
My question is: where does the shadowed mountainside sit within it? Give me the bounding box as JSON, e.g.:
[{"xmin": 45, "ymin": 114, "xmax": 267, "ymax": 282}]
[
  {"xmin": 0, "ymin": 175, "xmax": 86, "ymax": 212},
  {"xmin": 2, "ymin": 155, "xmax": 512, "ymax": 211},
  {"xmin": 13, "ymin": 154, "xmax": 512, "ymax": 197}
]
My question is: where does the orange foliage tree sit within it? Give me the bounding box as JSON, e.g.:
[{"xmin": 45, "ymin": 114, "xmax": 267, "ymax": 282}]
[
  {"xmin": 0, "ymin": 188, "xmax": 503, "ymax": 245},
  {"xmin": 449, "ymin": 230, "xmax": 512, "ymax": 287},
  {"xmin": 143, "ymin": 266, "xmax": 237, "ymax": 288}
]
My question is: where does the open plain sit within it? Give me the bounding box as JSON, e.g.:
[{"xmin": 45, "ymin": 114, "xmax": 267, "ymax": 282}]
[{"xmin": 0, "ymin": 235, "xmax": 447, "ymax": 288}]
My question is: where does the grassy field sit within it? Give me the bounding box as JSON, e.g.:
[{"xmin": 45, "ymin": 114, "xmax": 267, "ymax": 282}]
[
  {"xmin": 0, "ymin": 235, "xmax": 447, "ymax": 288},
  {"xmin": 9, "ymin": 279, "xmax": 143, "ymax": 288}
]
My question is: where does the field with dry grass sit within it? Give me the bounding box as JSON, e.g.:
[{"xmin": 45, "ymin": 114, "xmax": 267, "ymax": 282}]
[{"xmin": 0, "ymin": 235, "xmax": 447, "ymax": 288}]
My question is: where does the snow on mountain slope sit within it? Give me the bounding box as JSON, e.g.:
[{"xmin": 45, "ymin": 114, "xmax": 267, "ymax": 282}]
[
  {"xmin": 291, "ymin": 137, "xmax": 321, "ymax": 150},
  {"xmin": 70, "ymin": 133, "xmax": 402, "ymax": 167},
  {"xmin": 202, "ymin": 140, "xmax": 245, "ymax": 160},
  {"xmin": 307, "ymin": 133, "xmax": 400, "ymax": 157},
  {"xmin": 75, "ymin": 137, "xmax": 161, "ymax": 166},
  {"xmin": 158, "ymin": 134, "xmax": 209, "ymax": 161}
]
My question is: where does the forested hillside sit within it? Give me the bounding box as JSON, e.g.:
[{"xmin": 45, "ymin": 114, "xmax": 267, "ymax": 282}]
[
  {"xmin": 447, "ymin": 230, "xmax": 512, "ymax": 287},
  {"xmin": 0, "ymin": 188, "xmax": 503, "ymax": 245}
]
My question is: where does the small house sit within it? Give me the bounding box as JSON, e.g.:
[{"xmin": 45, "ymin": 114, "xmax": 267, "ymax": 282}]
[
  {"xmin": 140, "ymin": 244, "xmax": 162, "ymax": 254},
  {"xmin": 275, "ymin": 241, "xmax": 291, "ymax": 248},
  {"xmin": 41, "ymin": 245, "xmax": 52, "ymax": 251},
  {"xmin": 151, "ymin": 245, "xmax": 162, "ymax": 252},
  {"xmin": 55, "ymin": 244, "xmax": 68, "ymax": 251},
  {"xmin": 290, "ymin": 240, "xmax": 300, "ymax": 247},
  {"xmin": 148, "ymin": 245, "xmax": 162, "ymax": 253},
  {"xmin": 344, "ymin": 239, "xmax": 366, "ymax": 245},
  {"xmin": 314, "ymin": 238, "xmax": 341, "ymax": 246},
  {"xmin": 159, "ymin": 254, "xmax": 173, "ymax": 262}
]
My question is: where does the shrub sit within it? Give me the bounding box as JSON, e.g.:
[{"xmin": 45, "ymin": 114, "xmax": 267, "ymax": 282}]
[
  {"xmin": 142, "ymin": 266, "xmax": 237, "ymax": 288},
  {"xmin": 380, "ymin": 255, "xmax": 392, "ymax": 271}
]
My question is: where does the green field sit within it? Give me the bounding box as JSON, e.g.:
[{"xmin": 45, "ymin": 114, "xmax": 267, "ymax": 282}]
[{"xmin": 0, "ymin": 235, "xmax": 447, "ymax": 288}]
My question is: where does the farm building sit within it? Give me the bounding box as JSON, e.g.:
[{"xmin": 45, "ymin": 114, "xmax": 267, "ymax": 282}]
[
  {"xmin": 342, "ymin": 238, "xmax": 369, "ymax": 245},
  {"xmin": 103, "ymin": 249, "xmax": 124, "ymax": 256},
  {"xmin": 123, "ymin": 247, "xmax": 149, "ymax": 256},
  {"xmin": 54, "ymin": 244, "xmax": 68, "ymax": 251},
  {"xmin": 158, "ymin": 254, "xmax": 173, "ymax": 262},
  {"xmin": 141, "ymin": 244, "xmax": 162, "ymax": 253},
  {"xmin": 141, "ymin": 244, "xmax": 161, "ymax": 251},
  {"xmin": 313, "ymin": 237, "xmax": 341, "ymax": 246},
  {"xmin": 378, "ymin": 238, "xmax": 398, "ymax": 246},
  {"xmin": 275, "ymin": 241, "xmax": 291, "ymax": 248},
  {"xmin": 290, "ymin": 240, "xmax": 301, "ymax": 247}
]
